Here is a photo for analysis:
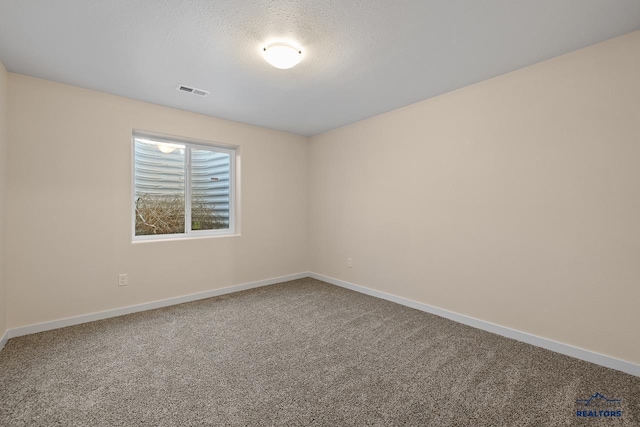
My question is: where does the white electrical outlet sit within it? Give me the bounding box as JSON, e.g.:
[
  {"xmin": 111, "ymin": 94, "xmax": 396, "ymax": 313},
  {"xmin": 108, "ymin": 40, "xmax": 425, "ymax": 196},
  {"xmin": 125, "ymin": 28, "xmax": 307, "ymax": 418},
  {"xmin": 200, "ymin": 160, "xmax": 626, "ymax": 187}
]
[
  {"xmin": 118, "ymin": 273, "xmax": 128, "ymax": 287},
  {"xmin": 347, "ymin": 258, "xmax": 353, "ymax": 268}
]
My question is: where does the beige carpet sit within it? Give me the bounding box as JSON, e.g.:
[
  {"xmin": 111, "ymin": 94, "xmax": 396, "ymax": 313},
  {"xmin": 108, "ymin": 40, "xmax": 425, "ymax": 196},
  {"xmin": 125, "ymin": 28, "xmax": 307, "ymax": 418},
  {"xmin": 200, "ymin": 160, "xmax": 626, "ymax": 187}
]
[{"xmin": 0, "ymin": 278, "xmax": 638, "ymax": 426}]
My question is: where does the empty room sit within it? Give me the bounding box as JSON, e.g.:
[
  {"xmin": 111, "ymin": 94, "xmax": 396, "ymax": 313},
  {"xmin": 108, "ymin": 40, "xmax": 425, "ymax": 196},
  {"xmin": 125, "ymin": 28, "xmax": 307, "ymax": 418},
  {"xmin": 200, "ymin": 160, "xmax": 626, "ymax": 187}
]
[{"xmin": 0, "ymin": 1, "xmax": 639, "ymax": 426}]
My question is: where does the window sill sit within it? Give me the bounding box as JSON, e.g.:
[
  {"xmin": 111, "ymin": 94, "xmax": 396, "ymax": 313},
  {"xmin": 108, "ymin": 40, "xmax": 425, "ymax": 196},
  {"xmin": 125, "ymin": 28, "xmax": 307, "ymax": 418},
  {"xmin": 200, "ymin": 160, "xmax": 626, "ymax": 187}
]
[{"xmin": 132, "ymin": 233, "xmax": 241, "ymax": 244}]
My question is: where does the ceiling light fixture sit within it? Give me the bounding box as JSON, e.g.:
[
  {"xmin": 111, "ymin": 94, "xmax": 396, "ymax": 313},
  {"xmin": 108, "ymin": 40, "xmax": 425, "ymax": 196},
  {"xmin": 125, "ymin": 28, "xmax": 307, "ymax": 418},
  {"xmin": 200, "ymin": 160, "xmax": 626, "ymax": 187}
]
[
  {"xmin": 157, "ymin": 144, "xmax": 177, "ymax": 154},
  {"xmin": 136, "ymin": 138, "xmax": 184, "ymax": 154},
  {"xmin": 262, "ymin": 42, "xmax": 302, "ymax": 69},
  {"xmin": 155, "ymin": 142, "xmax": 183, "ymax": 154}
]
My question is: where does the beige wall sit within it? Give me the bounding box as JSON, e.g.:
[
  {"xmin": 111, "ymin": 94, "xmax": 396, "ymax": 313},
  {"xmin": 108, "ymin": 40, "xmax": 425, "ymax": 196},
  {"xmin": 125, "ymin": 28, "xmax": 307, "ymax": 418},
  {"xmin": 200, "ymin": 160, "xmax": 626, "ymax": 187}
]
[
  {"xmin": 6, "ymin": 74, "xmax": 309, "ymax": 328},
  {"xmin": 0, "ymin": 61, "xmax": 7, "ymax": 338},
  {"xmin": 309, "ymin": 31, "xmax": 640, "ymax": 365}
]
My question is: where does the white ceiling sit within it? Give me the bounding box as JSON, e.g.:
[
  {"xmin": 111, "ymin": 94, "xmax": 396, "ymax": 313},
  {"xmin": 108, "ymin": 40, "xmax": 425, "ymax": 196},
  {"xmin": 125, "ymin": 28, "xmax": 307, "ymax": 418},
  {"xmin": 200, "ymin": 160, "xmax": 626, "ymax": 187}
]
[{"xmin": 1, "ymin": 1, "xmax": 639, "ymax": 136}]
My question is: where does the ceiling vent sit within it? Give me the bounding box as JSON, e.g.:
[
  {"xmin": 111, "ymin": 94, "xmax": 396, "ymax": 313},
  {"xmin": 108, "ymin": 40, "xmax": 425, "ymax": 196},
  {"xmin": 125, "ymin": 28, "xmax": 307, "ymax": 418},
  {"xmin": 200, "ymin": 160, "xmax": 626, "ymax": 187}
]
[{"xmin": 176, "ymin": 84, "xmax": 209, "ymax": 97}]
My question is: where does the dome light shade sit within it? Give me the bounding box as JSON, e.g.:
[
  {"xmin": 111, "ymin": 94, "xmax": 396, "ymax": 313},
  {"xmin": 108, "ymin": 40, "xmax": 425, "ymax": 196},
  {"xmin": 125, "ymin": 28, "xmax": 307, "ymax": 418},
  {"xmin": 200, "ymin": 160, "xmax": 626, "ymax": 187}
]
[
  {"xmin": 263, "ymin": 42, "xmax": 302, "ymax": 69},
  {"xmin": 156, "ymin": 142, "xmax": 184, "ymax": 154},
  {"xmin": 158, "ymin": 144, "xmax": 176, "ymax": 154},
  {"xmin": 136, "ymin": 138, "xmax": 184, "ymax": 154}
]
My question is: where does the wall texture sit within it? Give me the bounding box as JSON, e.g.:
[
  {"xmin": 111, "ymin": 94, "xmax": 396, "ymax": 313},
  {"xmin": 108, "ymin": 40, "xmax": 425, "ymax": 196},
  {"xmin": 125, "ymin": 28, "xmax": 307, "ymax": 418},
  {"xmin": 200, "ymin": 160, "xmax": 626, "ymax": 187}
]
[
  {"xmin": 309, "ymin": 31, "xmax": 640, "ymax": 365},
  {"xmin": 0, "ymin": 61, "xmax": 7, "ymax": 339},
  {"xmin": 7, "ymin": 74, "xmax": 309, "ymax": 328}
]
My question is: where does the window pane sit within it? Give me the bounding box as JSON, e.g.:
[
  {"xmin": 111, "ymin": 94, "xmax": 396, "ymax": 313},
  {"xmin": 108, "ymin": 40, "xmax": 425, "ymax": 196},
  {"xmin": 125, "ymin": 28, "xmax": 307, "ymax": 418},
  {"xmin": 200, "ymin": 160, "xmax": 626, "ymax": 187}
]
[
  {"xmin": 134, "ymin": 139, "xmax": 186, "ymax": 235},
  {"xmin": 191, "ymin": 148, "xmax": 230, "ymax": 231}
]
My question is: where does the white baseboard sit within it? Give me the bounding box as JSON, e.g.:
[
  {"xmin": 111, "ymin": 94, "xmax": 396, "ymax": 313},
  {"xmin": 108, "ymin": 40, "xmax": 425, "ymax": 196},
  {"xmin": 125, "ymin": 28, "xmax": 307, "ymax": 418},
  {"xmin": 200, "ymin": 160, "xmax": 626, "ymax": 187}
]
[
  {"xmin": 6, "ymin": 272, "xmax": 308, "ymax": 340},
  {"xmin": 4, "ymin": 271, "xmax": 638, "ymax": 377},
  {"xmin": 309, "ymin": 272, "xmax": 640, "ymax": 377},
  {"xmin": 0, "ymin": 329, "xmax": 8, "ymax": 351}
]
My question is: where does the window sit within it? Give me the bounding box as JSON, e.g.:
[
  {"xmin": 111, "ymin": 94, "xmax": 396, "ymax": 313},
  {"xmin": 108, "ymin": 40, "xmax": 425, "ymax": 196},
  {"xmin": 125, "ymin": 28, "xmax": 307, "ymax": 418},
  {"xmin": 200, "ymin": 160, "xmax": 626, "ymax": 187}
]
[{"xmin": 133, "ymin": 133, "xmax": 236, "ymax": 240}]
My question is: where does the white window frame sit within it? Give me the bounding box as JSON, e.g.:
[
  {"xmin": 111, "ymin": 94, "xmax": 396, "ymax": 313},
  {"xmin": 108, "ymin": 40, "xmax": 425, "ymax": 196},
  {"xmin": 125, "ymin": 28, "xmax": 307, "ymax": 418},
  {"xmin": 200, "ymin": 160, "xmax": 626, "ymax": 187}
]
[{"xmin": 132, "ymin": 131, "xmax": 238, "ymax": 242}]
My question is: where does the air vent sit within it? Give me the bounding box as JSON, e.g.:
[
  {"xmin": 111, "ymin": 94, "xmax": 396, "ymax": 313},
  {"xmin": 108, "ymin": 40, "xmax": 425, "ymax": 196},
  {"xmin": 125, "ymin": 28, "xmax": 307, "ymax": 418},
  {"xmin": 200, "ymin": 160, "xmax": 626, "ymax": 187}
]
[{"xmin": 176, "ymin": 84, "xmax": 209, "ymax": 97}]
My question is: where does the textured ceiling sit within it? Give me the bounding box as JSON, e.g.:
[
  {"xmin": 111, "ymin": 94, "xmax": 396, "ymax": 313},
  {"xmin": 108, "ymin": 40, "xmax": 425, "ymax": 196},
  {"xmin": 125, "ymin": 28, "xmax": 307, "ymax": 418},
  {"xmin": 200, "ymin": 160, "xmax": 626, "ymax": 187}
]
[{"xmin": 1, "ymin": 1, "xmax": 639, "ymax": 136}]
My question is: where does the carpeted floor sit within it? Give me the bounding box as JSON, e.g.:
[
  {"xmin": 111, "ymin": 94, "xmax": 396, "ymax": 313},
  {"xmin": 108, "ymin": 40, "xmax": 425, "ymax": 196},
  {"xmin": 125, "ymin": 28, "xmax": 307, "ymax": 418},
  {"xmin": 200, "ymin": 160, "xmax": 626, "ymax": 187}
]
[{"xmin": 0, "ymin": 278, "xmax": 638, "ymax": 426}]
